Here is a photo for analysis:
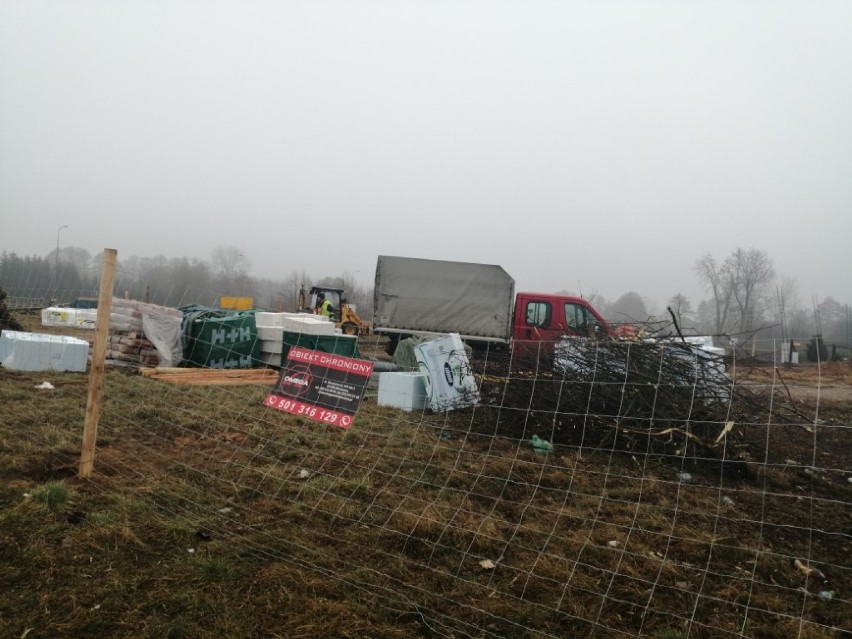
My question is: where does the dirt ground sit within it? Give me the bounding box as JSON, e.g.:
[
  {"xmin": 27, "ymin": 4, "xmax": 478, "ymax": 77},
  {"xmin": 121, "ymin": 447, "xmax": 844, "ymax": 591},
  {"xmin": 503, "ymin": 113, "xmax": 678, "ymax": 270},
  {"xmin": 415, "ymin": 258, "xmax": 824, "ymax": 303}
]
[{"xmin": 3, "ymin": 312, "xmax": 850, "ymax": 638}]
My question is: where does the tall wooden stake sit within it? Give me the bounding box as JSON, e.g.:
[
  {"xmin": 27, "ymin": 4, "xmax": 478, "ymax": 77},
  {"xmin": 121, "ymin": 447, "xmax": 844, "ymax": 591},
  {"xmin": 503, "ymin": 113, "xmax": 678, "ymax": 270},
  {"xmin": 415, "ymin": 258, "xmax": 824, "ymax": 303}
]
[{"xmin": 79, "ymin": 248, "xmax": 117, "ymax": 478}]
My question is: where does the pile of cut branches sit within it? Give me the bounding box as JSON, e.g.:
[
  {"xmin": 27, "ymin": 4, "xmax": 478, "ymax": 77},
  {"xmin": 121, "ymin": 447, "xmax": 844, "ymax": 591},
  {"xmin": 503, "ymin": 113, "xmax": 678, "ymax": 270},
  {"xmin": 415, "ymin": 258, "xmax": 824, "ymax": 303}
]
[{"xmin": 465, "ymin": 338, "xmax": 783, "ymax": 458}]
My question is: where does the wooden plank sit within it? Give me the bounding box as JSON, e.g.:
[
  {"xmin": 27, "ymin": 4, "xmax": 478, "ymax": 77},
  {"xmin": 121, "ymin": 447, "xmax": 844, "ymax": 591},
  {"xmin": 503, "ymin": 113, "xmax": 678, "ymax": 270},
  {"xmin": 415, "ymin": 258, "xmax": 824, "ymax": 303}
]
[
  {"xmin": 139, "ymin": 367, "xmax": 274, "ymax": 378},
  {"xmin": 138, "ymin": 367, "xmax": 278, "ymax": 386},
  {"xmin": 158, "ymin": 377, "xmax": 276, "ymax": 386}
]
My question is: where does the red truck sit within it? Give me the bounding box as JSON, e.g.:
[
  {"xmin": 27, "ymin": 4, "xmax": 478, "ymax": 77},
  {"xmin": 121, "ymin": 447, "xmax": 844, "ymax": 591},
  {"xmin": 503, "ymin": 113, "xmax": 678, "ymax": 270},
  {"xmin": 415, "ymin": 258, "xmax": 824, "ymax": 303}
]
[{"xmin": 372, "ymin": 256, "xmax": 618, "ymax": 354}]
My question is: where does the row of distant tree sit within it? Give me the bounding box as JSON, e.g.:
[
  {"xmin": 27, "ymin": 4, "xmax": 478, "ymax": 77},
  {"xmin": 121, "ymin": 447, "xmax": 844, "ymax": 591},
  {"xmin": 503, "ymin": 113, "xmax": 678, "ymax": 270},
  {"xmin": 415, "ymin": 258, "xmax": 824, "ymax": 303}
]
[
  {"xmin": 1, "ymin": 245, "xmax": 849, "ymax": 354},
  {"xmin": 0, "ymin": 246, "xmax": 372, "ymax": 315},
  {"xmin": 582, "ymin": 248, "xmax": 850, "ymax": 355}
]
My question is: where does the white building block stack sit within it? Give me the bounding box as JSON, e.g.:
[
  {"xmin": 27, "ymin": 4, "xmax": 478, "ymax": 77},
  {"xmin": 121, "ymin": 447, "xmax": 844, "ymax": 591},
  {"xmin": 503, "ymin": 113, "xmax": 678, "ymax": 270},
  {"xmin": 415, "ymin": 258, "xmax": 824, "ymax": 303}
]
[
  {"xmin": 377, "ymin": 372, "xmax": 428, "ymax": 412},
  {"xmin": 0, "ymin": 331, "xmax": 89, "ymax": 372},
  {"xmin": 255, "ymin": 312, "xmax": 335, "ymax": 338},
  {"xmin": 41, "ymin": 307, "xmax": 98, "ymax": 330},
  {"xmin": 255, "ymin": 312, "xmax": 337, "ymax": 366}
]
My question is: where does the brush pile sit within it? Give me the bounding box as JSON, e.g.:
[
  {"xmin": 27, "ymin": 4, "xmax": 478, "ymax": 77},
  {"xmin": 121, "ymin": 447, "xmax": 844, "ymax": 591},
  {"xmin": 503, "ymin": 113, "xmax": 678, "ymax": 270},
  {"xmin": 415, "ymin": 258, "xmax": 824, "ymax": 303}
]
[{"xmin": 468, "ymin": 338, "xmax": 778, "ymax": 456}]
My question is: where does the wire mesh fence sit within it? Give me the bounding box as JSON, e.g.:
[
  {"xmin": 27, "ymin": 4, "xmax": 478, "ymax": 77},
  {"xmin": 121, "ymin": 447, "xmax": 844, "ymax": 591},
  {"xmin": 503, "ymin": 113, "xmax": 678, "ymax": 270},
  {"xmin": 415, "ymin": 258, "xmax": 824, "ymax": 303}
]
[{"xmin": 1, "ymin": 279, "xmax": 850, "ymax": 638}]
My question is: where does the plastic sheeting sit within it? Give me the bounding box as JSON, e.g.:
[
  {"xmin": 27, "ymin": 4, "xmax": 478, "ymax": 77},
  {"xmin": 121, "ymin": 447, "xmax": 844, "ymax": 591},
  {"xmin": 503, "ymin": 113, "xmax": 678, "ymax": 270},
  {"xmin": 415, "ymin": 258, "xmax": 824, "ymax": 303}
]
[
  {"xmin": 180, "ymin": 307, "xmax": 259, "ymax": 369},
  {"xmin": 112, "ymin": 298, "xmax": 183, "ymax": 367},
  {"xmin": 392, "ymin": 335, "xmax": 473, "ymax": 371},
  {"xmin": 413, "ymin": 333, "xmax": 480, "ymax": 412},
  {"xmin": 41, "ymin": 306, "xmax": 98, "ymax": 330}
]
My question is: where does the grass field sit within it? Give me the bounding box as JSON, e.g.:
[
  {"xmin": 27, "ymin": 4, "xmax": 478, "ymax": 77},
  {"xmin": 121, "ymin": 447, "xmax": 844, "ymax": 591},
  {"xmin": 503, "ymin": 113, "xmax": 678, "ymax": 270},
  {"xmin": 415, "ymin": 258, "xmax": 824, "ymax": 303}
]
[{"xmin": 1, "ymin": 320, "xmax": 850, "ymax": 638}]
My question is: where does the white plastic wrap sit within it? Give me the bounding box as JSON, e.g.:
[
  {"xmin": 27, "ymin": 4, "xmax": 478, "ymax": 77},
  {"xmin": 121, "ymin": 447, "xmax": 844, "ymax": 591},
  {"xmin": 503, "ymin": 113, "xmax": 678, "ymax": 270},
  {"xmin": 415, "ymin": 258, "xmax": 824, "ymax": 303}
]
[
  {"xmin": 413, "ymin": 333, "xmax": 480, "ymax": 412},
  {"xmin": 111, "ymin": 298, "xmax": 183, "ymax": 367}
]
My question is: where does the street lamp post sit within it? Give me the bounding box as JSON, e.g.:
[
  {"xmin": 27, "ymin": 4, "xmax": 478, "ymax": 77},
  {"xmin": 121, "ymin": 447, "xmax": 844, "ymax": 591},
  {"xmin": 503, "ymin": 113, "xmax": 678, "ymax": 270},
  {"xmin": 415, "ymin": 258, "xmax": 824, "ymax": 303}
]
[
  {"xmin": 54, "ymin": 225, "xmax": 68, "ymax": 303},
  {"xmin": 55, "ymin": 225, "xmax": 68, "ymax": 270}
]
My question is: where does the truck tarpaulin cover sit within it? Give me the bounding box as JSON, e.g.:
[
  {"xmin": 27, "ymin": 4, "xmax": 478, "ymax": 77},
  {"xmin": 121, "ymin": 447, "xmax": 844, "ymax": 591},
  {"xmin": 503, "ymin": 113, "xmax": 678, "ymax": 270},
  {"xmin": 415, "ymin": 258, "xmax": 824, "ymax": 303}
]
[{"xmin": 374, "ymin": 255, "xmax": 515, "ymax": 339}]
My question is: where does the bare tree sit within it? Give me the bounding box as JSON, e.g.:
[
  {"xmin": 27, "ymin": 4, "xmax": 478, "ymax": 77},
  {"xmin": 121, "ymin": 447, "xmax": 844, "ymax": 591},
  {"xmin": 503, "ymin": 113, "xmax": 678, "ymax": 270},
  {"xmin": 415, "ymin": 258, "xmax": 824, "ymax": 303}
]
[
  {"xmin": 725, "ymin": 247, "xmax": 774, "ymax": 333},
  {"xmin": 774, "ymin": 275, "xmax": 803, "ymax": 341},
  {"xmin": 281, "ymin": 269, "xmax": 310, "ymax": 311},
  {"xmin": 54, "ymin": 246, "xmax": 92, "ymax": 274},
  {"xmin": 694, "ymin": 248, "xmax": 774, "ymax": 335},
  {"xmin": 340, "ymin": 271, "xmax": 373, "ymax": 320},
  {"xmin": 210, "ymin": 245, "xmax": 253, "ymax": 298},
  {"xmin": 817, "ymin": 296, "xmax": 850, "ymax": 347},
  {"xmin": 786, "ymin": 307, "xmax": 811, "ymax": 339},
  {"xmin": 210, "ymin": 245, "xmax": 251, "ymax": 277},
  {"xmin": 693, "ymin": 253, "xmax": 733, "ymax": 334},
  {"xmin": 608, "ymin": 291, "xmax": 649, "ymax": 323},
  {"xmin": 778, "ymin": 276, "xmax": 801, "ymax": 311},
  {"xmin": 695, "ymin": 299, "xmax": 717, "ymax": 334},
  {"xmin": 668, "ymin": 293, "xmax": 694, "ymax": 329}
]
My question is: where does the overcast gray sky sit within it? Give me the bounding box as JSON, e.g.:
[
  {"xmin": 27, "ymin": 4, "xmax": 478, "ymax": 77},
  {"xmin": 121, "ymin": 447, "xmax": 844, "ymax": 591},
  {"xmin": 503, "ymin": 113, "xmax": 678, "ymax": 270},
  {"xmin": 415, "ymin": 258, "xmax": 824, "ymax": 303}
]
[{"xmin": 1, "ymin": 0, "xmax": 850, "ymax": 309}]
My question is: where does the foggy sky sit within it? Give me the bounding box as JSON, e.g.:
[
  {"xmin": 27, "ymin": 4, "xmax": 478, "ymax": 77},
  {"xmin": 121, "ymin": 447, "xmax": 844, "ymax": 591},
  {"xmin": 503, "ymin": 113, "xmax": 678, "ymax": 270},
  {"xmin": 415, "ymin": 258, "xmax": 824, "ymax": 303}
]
[{"xmin": 1, "ymin": 1, "xmax": 850, "ymax": 310}]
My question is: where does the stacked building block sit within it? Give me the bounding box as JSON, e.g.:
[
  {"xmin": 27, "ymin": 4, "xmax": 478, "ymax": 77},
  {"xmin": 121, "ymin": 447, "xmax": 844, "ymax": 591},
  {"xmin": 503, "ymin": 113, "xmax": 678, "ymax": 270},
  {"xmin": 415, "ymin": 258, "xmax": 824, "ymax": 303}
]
[{"xmin": 255, "ymin": 312, "xmax": 336, "ymax": 367}]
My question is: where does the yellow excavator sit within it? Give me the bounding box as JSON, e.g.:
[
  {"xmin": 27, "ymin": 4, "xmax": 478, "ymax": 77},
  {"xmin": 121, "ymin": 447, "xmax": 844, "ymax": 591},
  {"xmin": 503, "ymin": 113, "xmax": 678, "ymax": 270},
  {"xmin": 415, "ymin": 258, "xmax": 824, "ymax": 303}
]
[{"xmin": 298, "ymin": 285, "xmax": 370, "ymax": 336}]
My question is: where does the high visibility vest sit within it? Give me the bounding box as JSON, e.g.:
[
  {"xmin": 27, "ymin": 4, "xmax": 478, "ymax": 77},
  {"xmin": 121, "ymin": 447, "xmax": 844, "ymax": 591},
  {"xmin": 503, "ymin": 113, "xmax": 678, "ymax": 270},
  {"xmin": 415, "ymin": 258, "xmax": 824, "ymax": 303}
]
[{"xmin": 320, "ymin": 300, "xmax": 332, "ymax": 318}]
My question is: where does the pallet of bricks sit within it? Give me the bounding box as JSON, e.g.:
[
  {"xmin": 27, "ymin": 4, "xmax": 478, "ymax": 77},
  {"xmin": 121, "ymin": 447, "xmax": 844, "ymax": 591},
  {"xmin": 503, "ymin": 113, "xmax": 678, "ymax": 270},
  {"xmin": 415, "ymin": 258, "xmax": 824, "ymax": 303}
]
[
  {"xmin": 108, "ymin": 298, "xmax": 183, "ymax": 367},
  {"xmin": 107, "ymin": 332, "xmax": 159, "ymax": 365}
]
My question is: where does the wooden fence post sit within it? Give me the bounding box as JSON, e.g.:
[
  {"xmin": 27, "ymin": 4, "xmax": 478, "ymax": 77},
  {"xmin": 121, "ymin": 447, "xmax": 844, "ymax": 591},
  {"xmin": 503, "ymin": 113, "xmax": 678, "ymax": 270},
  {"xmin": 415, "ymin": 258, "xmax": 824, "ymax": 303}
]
[{"xmin": 79, "ymin": 248, "xmax": 117, "ymax": 478}]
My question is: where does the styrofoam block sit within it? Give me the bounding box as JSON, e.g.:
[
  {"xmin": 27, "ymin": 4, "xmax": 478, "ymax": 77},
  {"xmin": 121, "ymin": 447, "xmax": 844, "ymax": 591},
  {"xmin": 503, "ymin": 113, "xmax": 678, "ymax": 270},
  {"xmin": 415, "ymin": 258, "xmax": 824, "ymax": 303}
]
[
  {"xmin": 256, "ymin": 313, "xmax": 335, "ymax": 336},
  {"xmin": 255, "ymin": 312, "xmax": 301, "ymax": 328},
  {"xmin": 74, "ymin": 308, "xmax": 98, "ymax": 329},
  {"xmin": 377, "ymin": 372, "xmax": 428, "ymax": 412},
  {"xmin": 281, "ymin": 317, "xmax": 335, "ymax": 336},
  {"xmin": 41, "ymin": 307, "xmax": 78, "ymax": 327},
  {"xmin": 0, "ymin": 331, "xmax": 89, "ymax": 372},
  {"xmin": 257, "ymin": 326, "xmax": 285, "ymax": 341},
  {"xmin": 260, "ymin": 339, "xmax": 283, "ymax": 354}
]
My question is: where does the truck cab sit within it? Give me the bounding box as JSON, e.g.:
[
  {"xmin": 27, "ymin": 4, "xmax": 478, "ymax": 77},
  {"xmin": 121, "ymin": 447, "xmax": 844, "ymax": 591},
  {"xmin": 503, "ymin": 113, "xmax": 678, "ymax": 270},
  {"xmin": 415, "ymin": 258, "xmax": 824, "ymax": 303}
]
[{"xmin": 512, "ymin": 293, "xmax": 610, "ymax": 343}]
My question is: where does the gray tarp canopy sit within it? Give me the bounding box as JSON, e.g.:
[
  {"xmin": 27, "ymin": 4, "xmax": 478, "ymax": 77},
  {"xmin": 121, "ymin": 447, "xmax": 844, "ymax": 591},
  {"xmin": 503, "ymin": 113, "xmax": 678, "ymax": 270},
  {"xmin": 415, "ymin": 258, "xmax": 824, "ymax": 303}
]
[{"xmin": 374, "ymin": 255, "xmax": 515, "ymax": 340}]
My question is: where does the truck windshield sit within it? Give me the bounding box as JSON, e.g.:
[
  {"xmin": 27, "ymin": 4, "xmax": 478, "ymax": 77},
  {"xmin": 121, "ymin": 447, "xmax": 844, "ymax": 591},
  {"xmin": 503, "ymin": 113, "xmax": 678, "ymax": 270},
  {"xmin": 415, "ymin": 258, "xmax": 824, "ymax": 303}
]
[{"xmin": 565, "ymin": 303, "xmax": 598, "ymax": 335}]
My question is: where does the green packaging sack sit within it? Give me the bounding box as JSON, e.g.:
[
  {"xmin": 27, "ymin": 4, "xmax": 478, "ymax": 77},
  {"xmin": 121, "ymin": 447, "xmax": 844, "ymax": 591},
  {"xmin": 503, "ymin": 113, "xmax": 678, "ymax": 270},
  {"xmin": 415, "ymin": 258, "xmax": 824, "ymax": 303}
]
[{"xmin": 184, "ymin": 311, "xmax": 259, "ymax": 369}]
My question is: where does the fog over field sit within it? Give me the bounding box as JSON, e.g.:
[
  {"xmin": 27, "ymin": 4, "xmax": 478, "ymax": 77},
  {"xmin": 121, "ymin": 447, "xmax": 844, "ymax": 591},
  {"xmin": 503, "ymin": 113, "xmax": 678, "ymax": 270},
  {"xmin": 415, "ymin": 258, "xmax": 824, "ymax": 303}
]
[{"xmin": 1, "ymin": 1, "xmax": 850, "ymax": 308}]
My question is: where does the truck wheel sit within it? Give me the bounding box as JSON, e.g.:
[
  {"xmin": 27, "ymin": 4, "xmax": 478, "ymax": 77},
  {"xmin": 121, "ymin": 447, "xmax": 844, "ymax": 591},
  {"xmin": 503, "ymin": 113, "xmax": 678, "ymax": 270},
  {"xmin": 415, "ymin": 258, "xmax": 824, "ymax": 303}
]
[{"xmin": 342, "ymin": 322, "xmax": 359, "ymax": 336}]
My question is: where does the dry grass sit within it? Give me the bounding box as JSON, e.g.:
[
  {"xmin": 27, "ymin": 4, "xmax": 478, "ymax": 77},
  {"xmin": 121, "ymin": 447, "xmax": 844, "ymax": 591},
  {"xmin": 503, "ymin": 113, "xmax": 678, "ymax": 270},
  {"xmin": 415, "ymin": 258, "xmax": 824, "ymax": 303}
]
[{"xmin": 0, "ymin": 331, "xmax": 850, "ymax": 638}]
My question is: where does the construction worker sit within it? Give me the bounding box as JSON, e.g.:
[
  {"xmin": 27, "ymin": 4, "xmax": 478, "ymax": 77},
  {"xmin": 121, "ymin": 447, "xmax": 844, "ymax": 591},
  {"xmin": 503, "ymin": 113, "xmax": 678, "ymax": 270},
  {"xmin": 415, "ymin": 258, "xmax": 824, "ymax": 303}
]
[
  {"xmin": 317, "ymin": 293, "xmax": 334, "ymax": 319},
  {"xmin": 0, "ymin": 287, "xmax": 25, "ymax": 333}
]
